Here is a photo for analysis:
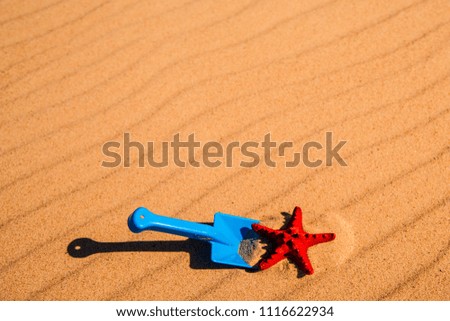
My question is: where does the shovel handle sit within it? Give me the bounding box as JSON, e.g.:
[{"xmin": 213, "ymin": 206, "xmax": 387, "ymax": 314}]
[{"xmin": 128, "ymin": 207, "xmax": 222, "ymax": 243}]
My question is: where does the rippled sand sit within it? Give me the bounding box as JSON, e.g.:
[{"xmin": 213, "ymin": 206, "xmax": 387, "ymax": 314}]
[{"xmin": 0, "ymin": 0, "xmax": 448, "ymax": 300}]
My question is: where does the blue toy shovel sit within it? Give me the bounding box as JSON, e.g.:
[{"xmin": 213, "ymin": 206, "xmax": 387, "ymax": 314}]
[{"xmin": 128, "ymin": 207, "xmax": 259, "ymax": 268}]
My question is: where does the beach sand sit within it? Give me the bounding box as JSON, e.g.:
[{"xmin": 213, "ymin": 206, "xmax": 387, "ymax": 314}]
[{"xmin": 0, "ymin": 0, "xmax": 448, "ymax": 300}]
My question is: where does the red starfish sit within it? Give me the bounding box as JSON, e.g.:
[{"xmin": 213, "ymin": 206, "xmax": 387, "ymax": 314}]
[{"xmin": 252, "ymin": 206, "xmax": 335, "ymax": 275}]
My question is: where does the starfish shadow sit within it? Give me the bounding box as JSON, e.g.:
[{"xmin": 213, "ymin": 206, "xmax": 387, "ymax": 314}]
[
  {"xmin": 67, "ymin": 237, "xmax": 234, "ymax": 270},
  {"xmin": 280, "ymin": 211, "xmax": 294, "ymax": 229},
  {"xmin": 290, "ymin": 262, "xmax": 307, "ymax": 278},
  {"xmin": 247, "ymin": 239, "xmax": 307, "ymax": 278}
]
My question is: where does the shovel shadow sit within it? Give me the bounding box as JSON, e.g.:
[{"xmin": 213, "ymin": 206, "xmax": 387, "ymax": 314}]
[{"xmin": 67, "ymin": 237, "xmax": 234, "ymax": 270}]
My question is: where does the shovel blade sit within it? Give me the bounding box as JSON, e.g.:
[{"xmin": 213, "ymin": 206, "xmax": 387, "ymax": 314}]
[{"xmin": 211, "ymin": 213, "xmax": 259, "ymax": 268}]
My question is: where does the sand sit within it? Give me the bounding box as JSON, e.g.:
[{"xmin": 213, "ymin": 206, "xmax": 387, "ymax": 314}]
[
  {"xmin": 0, "ymin": 0, "xmax": 449, "ymax": 300},
  {"xmin": 239, "ymin": 230, "xmax": 267, "ymax": 267}
]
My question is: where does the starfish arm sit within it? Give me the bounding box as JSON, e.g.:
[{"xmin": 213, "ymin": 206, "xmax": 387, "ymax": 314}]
[
  {"xmin": 252, "ymin": 223, "xmax": 279, "ymax": 238},
  {"xmin": 286, "ymin": 206, "xmax": 305, "ymax": 232},
  {"xmin": 306, "ymin": 233, "xmax": 336, "ymax": 247},
  {"xmin": 258, "ymin": 247, "xmax": 288, "ymax": 270},
  {"xmin": 289, "ymin": 247, "xmax": 314, "ymax": 275}
]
